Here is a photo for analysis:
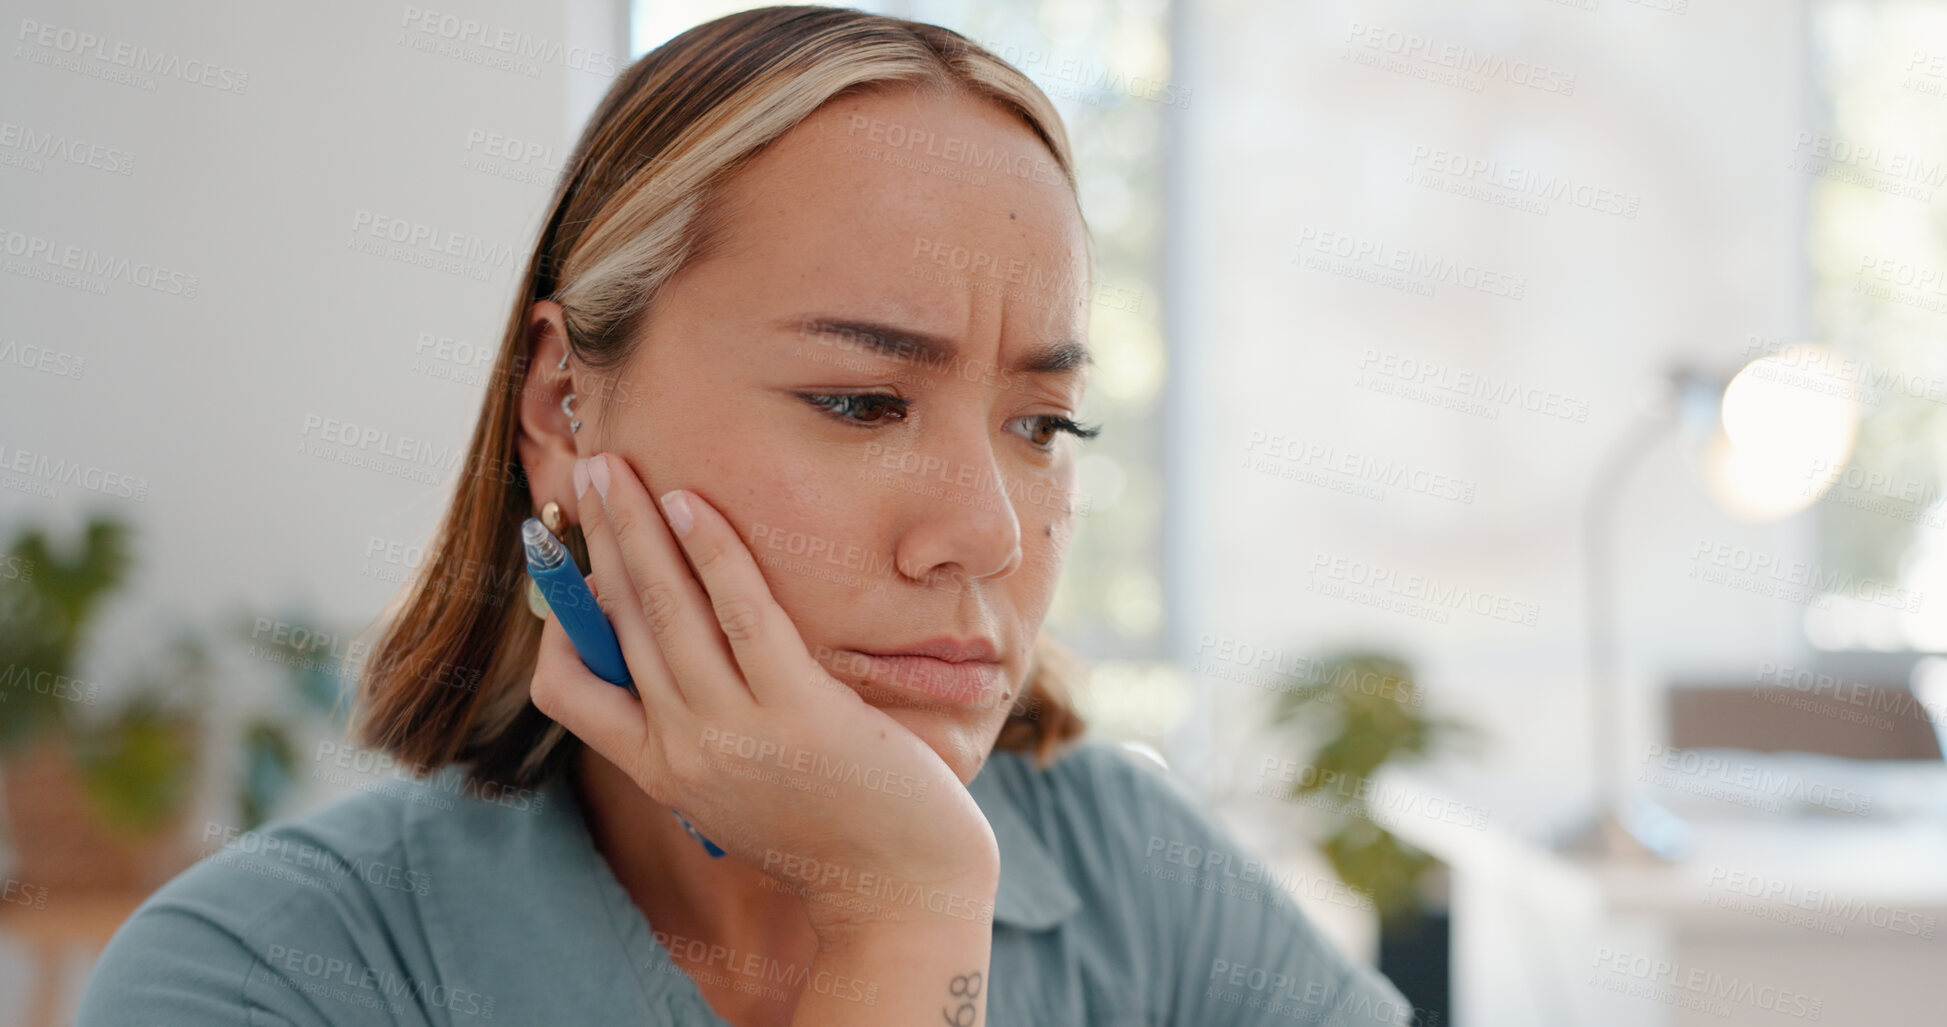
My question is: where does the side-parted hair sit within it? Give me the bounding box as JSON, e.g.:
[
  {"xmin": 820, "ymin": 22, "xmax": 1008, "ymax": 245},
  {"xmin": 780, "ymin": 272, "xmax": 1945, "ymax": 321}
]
[{"xmin": 353, "ymin": 5, "xmax": 1090, "ymax": 791}]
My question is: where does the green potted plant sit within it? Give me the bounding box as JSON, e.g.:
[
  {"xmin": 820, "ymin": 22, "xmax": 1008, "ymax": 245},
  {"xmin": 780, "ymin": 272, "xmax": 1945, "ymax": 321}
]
[
  {"xmin": 0, "ymin": 515, "xmax": 204, "ymax": 893},
  {"xmin": 1265, "ymin": 648, "xmax": 1479, "ymax": 1024}
]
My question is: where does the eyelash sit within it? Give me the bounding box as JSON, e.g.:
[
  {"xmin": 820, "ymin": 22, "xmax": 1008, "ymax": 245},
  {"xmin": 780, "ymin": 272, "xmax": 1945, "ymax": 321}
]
[{"xmin": 797, "ymin": 392, "xmax": 1102, "ymax": 450}]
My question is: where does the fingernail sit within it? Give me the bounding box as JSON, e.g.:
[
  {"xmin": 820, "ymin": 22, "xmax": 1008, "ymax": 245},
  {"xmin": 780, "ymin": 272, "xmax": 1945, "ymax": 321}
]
[
  {"xmin": 660, "ymin": 490, "xmax": 693, "ymax": 536},
  {"xmin": 588, "ymin": 454, "xmax": 611, "ymax": 502},
  {"xmin": 572, "ymin": 458, "xmax": 590, "ymax": 500}
]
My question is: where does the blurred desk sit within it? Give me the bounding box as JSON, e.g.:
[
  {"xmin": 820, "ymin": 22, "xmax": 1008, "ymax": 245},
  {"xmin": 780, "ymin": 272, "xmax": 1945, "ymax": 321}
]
[
  {"xmin": 1376, "ymin": 762, "xmax": 1947, "ymax": 1027},
  {"xmin": 0, "ymin": 890, "xmax": 146, "ymax": 1027}
]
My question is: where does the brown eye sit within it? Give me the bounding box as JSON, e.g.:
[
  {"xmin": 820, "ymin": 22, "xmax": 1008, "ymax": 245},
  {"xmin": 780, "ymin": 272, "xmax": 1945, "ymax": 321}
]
[
  {"xmin": 1005, "ymin": 414, "xmax": 1103, "ymax": 451},
  {"xmin": 801, "ymin": 392, "xmax": 908, "ymax": 425}
]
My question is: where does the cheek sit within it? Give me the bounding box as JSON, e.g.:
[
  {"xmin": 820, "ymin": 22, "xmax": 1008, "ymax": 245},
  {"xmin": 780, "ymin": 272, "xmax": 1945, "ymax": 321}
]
[{"xmin": 725, "ymin": 460, "xmax": 892, "ymax": 614}]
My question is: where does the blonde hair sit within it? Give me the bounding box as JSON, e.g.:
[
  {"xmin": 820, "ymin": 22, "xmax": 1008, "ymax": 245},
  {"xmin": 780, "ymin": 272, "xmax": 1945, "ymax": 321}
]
[{"xmin": 353, "ymin": 5, "xmax": 1090, "ymax": 790}]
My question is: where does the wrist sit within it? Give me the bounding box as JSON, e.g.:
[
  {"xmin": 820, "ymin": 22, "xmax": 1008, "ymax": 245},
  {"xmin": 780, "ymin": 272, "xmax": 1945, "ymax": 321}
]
[{"xmin": 803, "ymin": 867, "xmax": 1000, "ymax": 942}]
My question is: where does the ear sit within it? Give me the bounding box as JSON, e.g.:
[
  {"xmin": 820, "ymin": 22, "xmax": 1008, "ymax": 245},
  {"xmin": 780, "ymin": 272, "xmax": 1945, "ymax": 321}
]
[{"xmin": 515, "ymin": 300, "xmax": 583, "ymax": 525}]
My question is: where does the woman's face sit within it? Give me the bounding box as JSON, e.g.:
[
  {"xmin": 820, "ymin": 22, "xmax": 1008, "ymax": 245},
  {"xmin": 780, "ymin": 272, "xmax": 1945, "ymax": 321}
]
[{"xmin": 528, "ymin": 87, "xmax": 1092, "ymax": 784}]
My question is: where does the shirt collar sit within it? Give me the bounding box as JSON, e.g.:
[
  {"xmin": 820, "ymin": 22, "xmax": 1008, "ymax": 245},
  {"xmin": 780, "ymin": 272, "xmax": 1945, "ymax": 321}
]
[{"xmin": 967, "ymin": 747, "xmax": 1083, "ymax": 932}]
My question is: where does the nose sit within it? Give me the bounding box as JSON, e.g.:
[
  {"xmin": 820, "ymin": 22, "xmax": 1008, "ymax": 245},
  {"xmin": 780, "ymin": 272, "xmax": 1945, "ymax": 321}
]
[{"xmin": 889, "ymin": 422, "xmax": 1023, "ymax": 590}]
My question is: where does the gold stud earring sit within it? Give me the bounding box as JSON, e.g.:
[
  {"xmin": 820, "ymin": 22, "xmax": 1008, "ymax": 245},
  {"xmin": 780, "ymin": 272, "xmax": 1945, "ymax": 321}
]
[{"xmin": 540, "ymin": 500, "xmax": 564, "ymax": 534}]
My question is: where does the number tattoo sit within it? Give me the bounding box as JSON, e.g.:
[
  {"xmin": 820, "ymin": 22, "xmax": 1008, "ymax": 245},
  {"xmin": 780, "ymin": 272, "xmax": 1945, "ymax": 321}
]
[{"xmin": 941, "ymin": 971, "xmax": 983, "ymax": 1026}]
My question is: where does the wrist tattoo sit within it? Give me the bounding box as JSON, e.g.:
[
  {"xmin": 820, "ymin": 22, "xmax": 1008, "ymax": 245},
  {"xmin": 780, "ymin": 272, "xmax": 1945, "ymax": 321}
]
[{"xmin": 941, "ymin": 970, "xmax": 983, "ymax": 1026}]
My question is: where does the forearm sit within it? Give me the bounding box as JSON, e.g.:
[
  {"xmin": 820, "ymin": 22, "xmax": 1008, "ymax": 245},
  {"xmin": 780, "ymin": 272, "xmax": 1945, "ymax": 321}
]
[{"xmin": 790, "ymin": 879, "xmax": 998, "ymax": 1027}]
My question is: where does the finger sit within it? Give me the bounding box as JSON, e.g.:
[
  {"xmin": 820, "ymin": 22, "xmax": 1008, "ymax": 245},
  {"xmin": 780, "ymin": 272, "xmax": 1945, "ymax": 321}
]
[
  {"xmin": 586, "ymin": 451, "xmax": 746, "ymax": 715},
  {"xmin": 575, "ymin": 477, "xmax": 687, "ymax": 715},
  {"xmin": 656, "ymin": 487, "xmax": 822, "ymax": 707},
  {"xmin": 529, "ymin": 609, "xmax": 663, "ymax": 790}
]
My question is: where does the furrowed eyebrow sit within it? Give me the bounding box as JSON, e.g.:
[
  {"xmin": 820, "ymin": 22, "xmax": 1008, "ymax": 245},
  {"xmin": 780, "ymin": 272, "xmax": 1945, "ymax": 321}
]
[{"xmin": 779, "ymin": 316, "xmax": 1093, "ymax": 377}]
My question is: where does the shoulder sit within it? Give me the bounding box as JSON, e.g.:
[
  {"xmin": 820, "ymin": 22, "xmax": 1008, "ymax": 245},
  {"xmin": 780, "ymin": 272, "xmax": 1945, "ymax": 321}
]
[
  {"xmin": 76, "ymin": 779, "xmax": 440, "ymax": 1026},
  {"xmin": 148, "ymin": 775, "xmax": 428, "ymax": 928},
  {"xmin": 983, "ymin": 738, "xmax": 1415, "ymax": 1026}
]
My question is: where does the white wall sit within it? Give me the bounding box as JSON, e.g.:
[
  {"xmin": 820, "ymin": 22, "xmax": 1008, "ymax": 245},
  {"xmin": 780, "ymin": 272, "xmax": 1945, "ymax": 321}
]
[
  {"xmin": 2, "ymin": 0, "xmax": 625, "ymax": 647},
  {"xmin": 1171, "ymin": 0, "xmax": 1815, "ymax": 808}
]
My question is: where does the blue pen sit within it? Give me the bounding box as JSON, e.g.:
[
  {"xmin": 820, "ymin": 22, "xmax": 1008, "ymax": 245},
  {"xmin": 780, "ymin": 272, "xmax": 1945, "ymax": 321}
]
[{"xmin": 521, "ymin": 517, "xmax": 725, "ymax": 858}]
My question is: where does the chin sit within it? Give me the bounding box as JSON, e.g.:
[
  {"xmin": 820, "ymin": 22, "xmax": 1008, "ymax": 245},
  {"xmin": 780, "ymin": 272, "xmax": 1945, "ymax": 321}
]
[{"xmin": 871, "ymin": 704, "xmax": 1001, "ymax": 786}]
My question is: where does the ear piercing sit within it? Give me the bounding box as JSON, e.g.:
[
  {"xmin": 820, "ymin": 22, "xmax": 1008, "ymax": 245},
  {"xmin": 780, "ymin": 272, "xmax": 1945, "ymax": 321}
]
[
  {"xmin": 557, "ymin": 347, "xmax": 579, "ymax": 433},
  {"xmin": 540, "ymin": 500, "xmax": 565, "ymax": 534}
]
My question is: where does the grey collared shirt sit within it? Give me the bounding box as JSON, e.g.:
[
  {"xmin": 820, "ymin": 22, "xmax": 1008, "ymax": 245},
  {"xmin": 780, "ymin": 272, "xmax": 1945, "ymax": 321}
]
[{"xmin": 77, "ymin": 738, "xmax": 1411, "ymax": 1025}]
